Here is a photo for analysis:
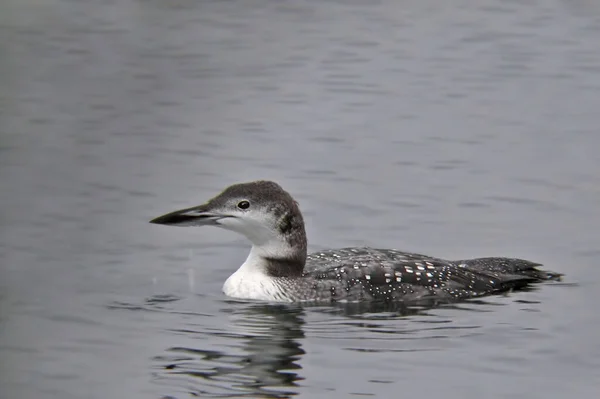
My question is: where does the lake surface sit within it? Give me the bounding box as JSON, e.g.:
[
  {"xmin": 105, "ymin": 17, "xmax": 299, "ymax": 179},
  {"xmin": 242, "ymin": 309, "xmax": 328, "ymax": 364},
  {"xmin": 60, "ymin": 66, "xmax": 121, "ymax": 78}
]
[{"xmin": 1, "ymin": 0, "xmax": 600, "ymax": 398}]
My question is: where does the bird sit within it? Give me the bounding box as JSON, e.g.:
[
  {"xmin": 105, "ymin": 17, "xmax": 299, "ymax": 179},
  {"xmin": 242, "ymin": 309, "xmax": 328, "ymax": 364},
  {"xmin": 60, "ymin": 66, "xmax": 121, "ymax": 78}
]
[{"xmin": 150, "ymin": 180, "xmax": 561, "ymax": 304}]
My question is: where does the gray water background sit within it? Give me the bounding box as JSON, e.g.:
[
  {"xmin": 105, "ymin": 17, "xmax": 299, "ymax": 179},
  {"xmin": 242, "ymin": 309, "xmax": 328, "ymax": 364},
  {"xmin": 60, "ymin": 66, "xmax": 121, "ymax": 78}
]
[{"xmin": 1, "ymin": 0, "xmax": 600, "ymax": 398}]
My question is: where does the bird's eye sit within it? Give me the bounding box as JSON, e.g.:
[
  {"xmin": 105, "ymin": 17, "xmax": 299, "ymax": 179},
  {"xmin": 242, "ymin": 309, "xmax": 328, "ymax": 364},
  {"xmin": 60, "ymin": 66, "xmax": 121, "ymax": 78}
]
[{"xmin": 237, "ymin": 200, "xmax": 250, "ymax": 210}]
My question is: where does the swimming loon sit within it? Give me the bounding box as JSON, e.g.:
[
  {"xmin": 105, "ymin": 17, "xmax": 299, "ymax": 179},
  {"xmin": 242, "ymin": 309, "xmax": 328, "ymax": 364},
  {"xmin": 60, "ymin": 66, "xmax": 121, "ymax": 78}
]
[{"xmin": 150, "ymin": 180, "xmax": 561, "ymax": 303}]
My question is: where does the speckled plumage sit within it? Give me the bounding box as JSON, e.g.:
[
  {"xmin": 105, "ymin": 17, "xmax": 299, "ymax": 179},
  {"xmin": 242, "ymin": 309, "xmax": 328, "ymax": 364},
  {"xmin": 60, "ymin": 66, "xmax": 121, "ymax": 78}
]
[
  {"xmin": 265, "ymin": 247, "xmax": 561, "ymax": 303},
  {"xmin": 150, "ymin": 180, "xmax": 562, "ymax": 304}
]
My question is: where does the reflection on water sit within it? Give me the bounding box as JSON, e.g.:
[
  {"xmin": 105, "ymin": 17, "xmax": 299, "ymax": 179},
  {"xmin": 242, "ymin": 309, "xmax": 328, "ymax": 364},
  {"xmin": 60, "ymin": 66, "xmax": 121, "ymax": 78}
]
[
  {"xmin": 153, "ymin": 304, "xmax": 305, "ymax": 398},
  {"xmin": 106, "ymin": 291, "xmax": 564, "ymax": 398}
]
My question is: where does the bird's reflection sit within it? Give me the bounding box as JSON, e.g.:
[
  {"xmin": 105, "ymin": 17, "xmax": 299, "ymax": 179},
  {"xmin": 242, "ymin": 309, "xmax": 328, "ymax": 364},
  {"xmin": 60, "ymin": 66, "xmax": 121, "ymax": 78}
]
[
  {"xmin": 154, "ymin": 303, "xmax": 306, "ymax": 398},
  {"xmin": 149, "ymin": 291, "xmax": 542, "ymax": 397}
]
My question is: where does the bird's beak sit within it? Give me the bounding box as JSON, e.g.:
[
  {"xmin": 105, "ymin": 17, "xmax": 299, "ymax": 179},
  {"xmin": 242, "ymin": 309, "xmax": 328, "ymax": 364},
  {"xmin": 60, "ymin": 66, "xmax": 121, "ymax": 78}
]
[{"xmin": 149, "ymin": 204, "xmax": 229, "ymax": 227}]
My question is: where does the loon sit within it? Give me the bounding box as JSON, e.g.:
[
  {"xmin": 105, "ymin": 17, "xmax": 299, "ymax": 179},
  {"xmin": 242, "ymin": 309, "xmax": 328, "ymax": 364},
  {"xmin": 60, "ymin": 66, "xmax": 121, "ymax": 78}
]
[{"xmin": 150, "ymin": 180, "xmax": 561, "ymax": 304}]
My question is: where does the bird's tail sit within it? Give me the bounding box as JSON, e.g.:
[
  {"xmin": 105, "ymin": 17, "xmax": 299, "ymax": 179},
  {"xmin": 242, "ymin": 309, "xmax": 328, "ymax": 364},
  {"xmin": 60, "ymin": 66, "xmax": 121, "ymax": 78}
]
[{"xmin": 455, "ymin": 257, "xmax": 563, "ymax": 282}]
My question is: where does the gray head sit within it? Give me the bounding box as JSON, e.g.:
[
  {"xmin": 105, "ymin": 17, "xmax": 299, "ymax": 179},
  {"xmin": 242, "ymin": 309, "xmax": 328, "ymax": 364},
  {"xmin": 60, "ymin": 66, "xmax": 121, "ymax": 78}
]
[{"xmin": 150, "ymin": 181, "xmax": 307, "ymax": 276}]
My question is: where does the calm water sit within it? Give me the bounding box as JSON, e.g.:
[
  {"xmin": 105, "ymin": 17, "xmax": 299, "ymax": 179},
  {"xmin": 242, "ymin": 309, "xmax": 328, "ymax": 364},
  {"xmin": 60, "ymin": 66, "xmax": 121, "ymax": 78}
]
[{"xmin": 1, "ymin": 0, "xmax": 600, "ymax": 398}]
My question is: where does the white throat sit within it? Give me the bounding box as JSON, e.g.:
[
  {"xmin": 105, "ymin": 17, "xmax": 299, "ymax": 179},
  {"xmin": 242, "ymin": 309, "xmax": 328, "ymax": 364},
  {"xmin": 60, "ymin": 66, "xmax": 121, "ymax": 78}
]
[
  {"xmin": 218, "ymin": 215, "xmax": 305, "ymax": 301},
  {"xmin": 222, "ymin": 245, "xmax": 293, "ymax": 302}
]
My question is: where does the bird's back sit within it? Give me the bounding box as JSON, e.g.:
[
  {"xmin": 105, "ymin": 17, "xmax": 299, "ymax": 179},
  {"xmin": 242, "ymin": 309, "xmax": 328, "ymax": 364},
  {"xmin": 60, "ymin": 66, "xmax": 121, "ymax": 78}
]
[{"xmin": 301, "ymin": 247, "xmax": 560, "ymax": 303}]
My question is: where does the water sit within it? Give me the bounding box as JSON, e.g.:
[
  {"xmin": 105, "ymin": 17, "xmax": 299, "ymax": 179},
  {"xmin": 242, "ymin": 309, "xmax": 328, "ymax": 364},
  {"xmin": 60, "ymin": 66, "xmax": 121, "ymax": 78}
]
[{"xmin": 1, "ymin": 0, "xmax": 600, "ymax": 397}]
